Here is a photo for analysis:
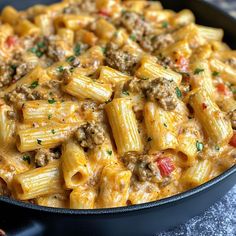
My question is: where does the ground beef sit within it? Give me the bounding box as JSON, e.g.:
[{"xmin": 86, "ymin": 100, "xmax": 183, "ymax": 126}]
[
  {"xmin": 75, "ymin": 121, "xmax": 105, "ymax": 149},
  {"xmin": 0, "ymin": 63, "xmax": 15, "ymax": 88},
  {"xmin": 63, "ymin": 0, "xmax": 96, "ymax": 14},
  {"xmin": 105, "ymin": 43, "xmax": 138, "ymax": 74},
  {"xmin": 120, "ymin": 11, "xmax": 152, "ymax": 42},
  {"xmin": 123, "ymin": 153, "xmax": 161, "ymax": 182},
  {"xmin": 5, "ymin": 85, "xmax": 48, "ymax": 104},
  {"xmin": 225, "ymin": 58, "xmax": 236, "ymax": 69},
  {"xmin": 0, "ymin": 178, "xmax": 10, "ymax": 196},
  {"xmin": 125, "ymin": 77, "xmax": 178, "ymax": 111},
  {"xmin": 228, "ymin": 110, "xmax": 236, "ymax": 129},
  {"xmin": 35, "ymin": 149, "xmax": 60, "ymax": 167},
  {"xmin": 140, "ymin": 33, "xmax": 174, "ymax": 52}
]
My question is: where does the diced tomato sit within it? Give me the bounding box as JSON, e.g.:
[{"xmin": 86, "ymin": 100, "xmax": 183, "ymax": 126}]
[
  {"xmin": 216, "ymin": 83, "xmax": 227, "ymax": 95},
  {"xmin": 202, "ymin": 103, "xmax": 207, "ymax": 110},
  {"xmin": 156, "ymin": 157, "xmax": 175, "ymax": 177},
  {"xmin": 5, "ymin": 36, "xmax": 17, "ymax": 48},
  {"xmin": 98, "ymin": 9, "xmax": 110, "ymax": 17},
  {"xmin": 229, "ymin": 133, "xmax": 236, "ymax": 147},
  {"xmin": 176, "ymin": 56, "xmax": 189, "ymax": 72}
]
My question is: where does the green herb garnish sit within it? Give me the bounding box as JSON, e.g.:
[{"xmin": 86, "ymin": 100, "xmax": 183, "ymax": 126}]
[
  {"xmin": 175, "ymin": 87, "xmax": 182, "ymax": 98},
  {"xmin": 48, "ymin": 98, "xmax": 56, "ymax": 104},
  {"xmin": 37, "ymin": 139, "xmax": 42, "ymax": 145},
  {"xmin": 22, "ymin": 155, "xmax": 31, "ymax": 164},
  {"xmin": 129, "ymin": 34, "xmax": 136, "ymax": 41},
  {"xmin": 212, "ymin": 71, "xmax": 220, "ymax": 77},
  {"xmin": 162, "ymin": 21, "xmax": 169, "ymax": 28},
  {"xmin": 66, "ymin": 56, "xmax": 76, "ymax": 63},
  {"xmin": 29, "ymin": 81, "xmax": 39, "ymax": 89},
  {"xmin": 122, "ymin": 90, "xmax": 129, "ymax": 96},
  {"xmin": 57, "ymin": 66, "xmax": 64, "ymax": 73},
  {"xmin": 163, "ymin": 123, "xmax": 167, "ymax": 127},
  {"xmin": 196, "ymin": 141, "xmax": 204, "ymax": 152},
  {"xmin": 107, "ymin": 150, "xmax": 112, "ymax": 155},
  {"xmin": 74, "ymin": 44, "xmax": 81, "ymax": 56},
  {"xmin": 51, "ymin": 129, "xmax": 56, "ymax": 134},
  {"xmin": 215, "ymin": 145, "xmax": 220, "ymax": 151},
  {"xmin": 48, "ymin": 114, "xmax": 52, "ymax": 120},
  {"xmin": 37, "ymin": 41, "xmax": 45, "ymax": 48},
  {"xmin": 194, "ymin": 68, "xmax": 204, "ymax": 75}
]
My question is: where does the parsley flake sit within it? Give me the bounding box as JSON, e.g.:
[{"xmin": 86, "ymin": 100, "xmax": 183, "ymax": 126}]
[
  {"xmin": 48, "ymin": 114, "xmax": 52, "ymax": 120},
  {"xmin": 51, "ymin": 129, "xmax": 56, "ymax": 134},
  {"xmin": 162, "ymin": 21, "xmax": 169, "ymax": 28},
  {"xmin": 194, "ymin": 68, "xmax": 204, "ymax": 75},
  {"xmin": 48, "ymin": 98, "xmax": 56, "ymax": 104},
  {"xmin": 107, "ymin": 150, "xmax": 112, "ymax": 155},
  {"xmin": 163, "ymin": 123, "xmax": 167, "ymax": 127},
  {"xmin": 22, "ymin": 155, "xmax": 31, "ymax": 164},
  {"xmin": 57, "ymin": 66, "xmax": 64, "ymax": 73},
  {"xmin": 129, "ymin": 34, "xmax": 136, "ymax": 41},
  {"xmin": 74, "ymin": 44, "xmax": 81, "ymax": 56},
  {"xmin": 122, "ymin": 90, "xmax": 130, "ymax": 96},
  {"xmin": 29, "ymin": 81, "xmax": 39, "ymax": 89},
  {"xmin": 66, "ymin": 56, "xmax": 76, "ymax": 63},
  {"xmin": 37, "ymin": 41, "xmax": 45, "ymax": 48},
  {"xmin": 215, "ymin": 145, "xmax": 220, "ymax": 151},
  {"xmin": 212, "ymin": 71, "xmax": 220, "ymax": 77},
  {"xmin": 37, "ymin": 139, "xmax": 42, "ymax": 145},
  {"xmin": 196, "ymin": 141, "xmax": 204, "ymax": 152},
  {"xmin": 175, "ymin": 87, "xmax": 182, "ymax": 98}
]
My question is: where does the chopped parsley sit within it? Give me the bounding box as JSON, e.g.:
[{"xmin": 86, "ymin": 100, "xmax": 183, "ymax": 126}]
[
  {"xmin": 57, "ymin": 66, "xmax": 64, "ymax": 73},
  {"xmin": 122, "ymin": 90, "xmax": 130, "ymax": 96},
  {"xmin": 29, "ymin": 81, "xmax": 39, "ymax": 89},
  {"xmin": 29, "ymin": 43, "xmax": 44, "ymax": 58},
  {"xmin": 74, "ymin": 44, "xmax": 81, "ymax": 56},
  {"xmin": 48, "ymin": 98, "xmax": 56, "ymax": 104},
  {"xmin": 196, "ymin": 141, "xmax": 204, "ymax": 152},
  {"xmin": 129, "ymin": 34, "xmax": 136, "ymax": 41},
  {"xmin": 22, "ymin": 155, "xmax": 31, "ymax": 164},
  {"xmin": 66, "ymin": 56, "xmax": 76, "ymax": 63},
  {"xmin": 212, "ymin": 71, "xmax": 220, "ymax": 77},
  {"xmin": 106, "ymin": 150, "xmax": 112, "ymax": 155},
  {"xmin": 215, "ymin": 145, "xmax": 220, "ymax": 151},
  {"xmin": 162, "ymin": 21, "xmax": 169, "ymax": 28},
  {"xmin": 163, "ymin": 123, "xmax": 167, "ymax": 127},
  {"xmin": 29, "ymin": 47, "xmax": 37, "ymax": 53},
  {"xmin": 37, "ymin": 139, "xmax": 42, "ymax": 145},
  {"xmin": 194, "ymin": 68, "xmax": 204, "ymax": 75},
  {"xmin": 10, "ymin": 64, "xmax": 17, "ymax": 70},
  {"xmin": 48, "ymin": 114, "xmax": 52, "ymax": 120},
  {"xmin": 101, "ymin": 47, "xmax": 106, "ymax": 54},
  {"xmin": 175, "ymin": 87, "xmax": 182, "ymax": 98},
  {"xmin": 147, "ymin": 137, "xmax": 152, "ymax": 142},
  {"xmin": 51, "ymin": 129, "xmax": 56, "ymax": 134}
]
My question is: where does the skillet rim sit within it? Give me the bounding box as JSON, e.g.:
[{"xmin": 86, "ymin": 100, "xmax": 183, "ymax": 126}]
[
  {"xmin": 0, "ymin": 165, "xmax": 235, "ymax": 215},
  {"xmin": 0, "ymin": 0, "xmax": 236, "ymax": 216}
]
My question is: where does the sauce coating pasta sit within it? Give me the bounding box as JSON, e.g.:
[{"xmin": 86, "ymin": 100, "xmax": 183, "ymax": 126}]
[{"xmin": 0, "ymin": 0, "xmax": 235, "ymax": 209}]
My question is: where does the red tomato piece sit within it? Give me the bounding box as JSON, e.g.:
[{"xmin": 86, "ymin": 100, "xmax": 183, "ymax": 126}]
[
  {"xmin": 176, "ymin": 56, "xmax": 189, "ymax": 72},
  {"xmin": 156, "ymin": 157, "xmax": 175, "ymax": 177},
  {"xmin": 5, "ymin": 36, "xmax": 17, "ymax": 48},
  {"xmin": 216, "ymin": 83, "xmax": 227, "ymax": 95},
  {"xmin": 229, "ymin": 133, "xmax": 236, "ymax": 147},
  {"xmin": 98, "ymin": 9, "xmax": 110, "ymax": 17}
]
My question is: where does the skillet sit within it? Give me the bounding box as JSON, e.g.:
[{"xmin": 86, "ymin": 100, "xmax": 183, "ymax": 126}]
[{"xmin": 0, "ymin": 1, "xmax": 236, "ymax": 235}]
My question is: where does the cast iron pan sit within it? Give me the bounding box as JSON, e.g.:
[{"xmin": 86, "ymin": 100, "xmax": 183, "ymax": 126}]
[{"xmin": 0, "ymin": 1, "xmax": 236, "ymax": 235}]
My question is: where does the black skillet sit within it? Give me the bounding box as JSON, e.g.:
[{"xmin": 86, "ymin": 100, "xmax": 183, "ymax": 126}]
[{"xmin": 0, "ymin": 1, "xmax": 236, "ymax": 235}]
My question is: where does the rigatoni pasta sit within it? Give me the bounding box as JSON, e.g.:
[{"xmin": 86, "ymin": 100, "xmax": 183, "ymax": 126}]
[{"xmin": 0, "ymin": 0, "xmax": 235, "ymax": 209}]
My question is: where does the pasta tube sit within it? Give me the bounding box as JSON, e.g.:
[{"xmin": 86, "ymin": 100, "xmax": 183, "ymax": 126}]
[
  {"xmin": 63, "ymin": 74, "xmax": 113, "ymax": 103},
  {"xmin": 105, "ymin": 98, "xmax": 143, "ymax": 155},
  {"xmin": 144, "ymin": 102, "xmax": 178, "ymax": 152},
  {"xmin": 189, "ymin": 89, "xmax": 233, "ymax": 144},
  {"xmin": 12, "ymin": 161, "xmax": 63, "ymax": 200},
  {"xmin": 61, "ymin": 141, "xmax": 90, "ymax": 189}
]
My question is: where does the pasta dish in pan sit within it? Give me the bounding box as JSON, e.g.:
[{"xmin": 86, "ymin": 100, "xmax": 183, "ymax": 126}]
[{"xmin": 0, "ymin": 0, "xmax": 235, "ymax": 209}]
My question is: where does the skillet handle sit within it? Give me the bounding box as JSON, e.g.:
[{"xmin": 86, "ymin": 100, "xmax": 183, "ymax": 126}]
[{"xmin": 2, "ymin": 220, "xmax": 45, "ymax": 236}]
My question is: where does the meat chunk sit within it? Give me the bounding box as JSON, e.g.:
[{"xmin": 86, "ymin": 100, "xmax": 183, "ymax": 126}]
[
  {"xmin": 123, "ymin": 153, "xmax": 161, "ymax": 182},
  {"xmin": 75, "ymin": 121, "xmax": 105, "ymax": 149},
  {"xmin": 63, "ymin": 0, "xmax": 96, "ymax": 14},
  {"xmin": 125, "ymin": 77, "xmax": 178, "ymax": 111},
  {"xmin": 0, "ymin": 178, "xmax": 10, "ymax": 196},
  {"xmin": 140, "ymin": 33, "xmax": 175, "ymax": 52},
  {"xmin": 0, "ymin": 63, "xmax": 15, "ymax": 88},
  {"xmin": 35, "ymin": 149, "xmax": 60, "ymax": 167},
  {"xmin": 105, "ymin": 43, "xmax": 138, "ymax": 74},
  {"xmin": 120, "ymin": 11, "xmax": 152, "ymax": 42},
  {"xmin": 228, "ymin": 110, "xmax": 236, "ymax": 129}
]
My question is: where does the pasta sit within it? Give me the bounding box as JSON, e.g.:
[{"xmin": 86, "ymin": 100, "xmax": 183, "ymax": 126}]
[{"xmin": 0, "ymin": 0, "xmax": 235, "ymax": 209}]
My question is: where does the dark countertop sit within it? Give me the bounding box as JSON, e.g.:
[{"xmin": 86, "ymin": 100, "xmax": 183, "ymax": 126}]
[{"xmin": 158, "ymin": 1, "xmax": 236, "ymax": 235}]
